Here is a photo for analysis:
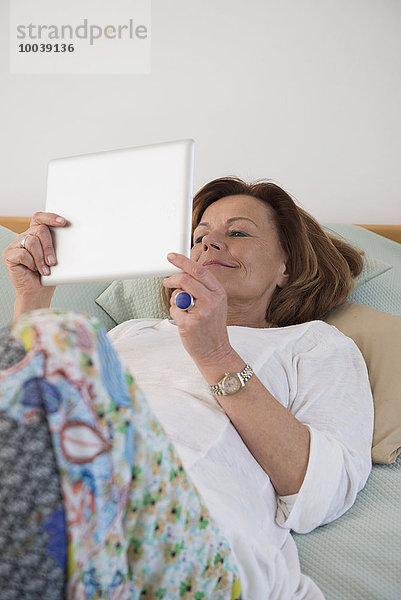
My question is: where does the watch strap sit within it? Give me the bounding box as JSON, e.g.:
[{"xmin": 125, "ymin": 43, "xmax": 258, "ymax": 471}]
[{"xmin": 210, "ymin": 364, "xmax": 254, "ymax": 396}]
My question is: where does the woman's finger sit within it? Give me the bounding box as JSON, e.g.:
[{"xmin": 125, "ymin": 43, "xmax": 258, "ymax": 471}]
[
  {"xmin": 163, "ymin": 273, "xmax": 212, "ymax": 300},
  {"xmin": 4, "ymin": 246, "xmax": 38, "ymax": 274},
  {"xmin": 30, "ymin": 211, "xmax": 66, "ymax": 228},
  {"xmin": 30, "ymin": 213, "xmax": 67, "ymax": 265},
  {"xmin": 17, "ymin": 213, "xmax": 67, "ymax": 268},
  {"xmin": 15, "ymin": 233, "xmax": 51, "ymax": 276},
  {"xmin": 166, "ymin": 253, "xmax": 224, "ymax": 293},
  {"xmin": 24, "ymin": 223, "xmax": 58, "ymax": 266},
  {"xmin": 30, "ymin": 212, "xmax": 67, "ymax": 265}
]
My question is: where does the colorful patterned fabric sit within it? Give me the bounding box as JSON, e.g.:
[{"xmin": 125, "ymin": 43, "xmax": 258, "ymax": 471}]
[
  {"xmin": 0, "ymin": 309, "xmax": 241, "ymax": 599},
  {"xmin": 0, "ymin": 326, "xmax": 66, "ymax": 599}
]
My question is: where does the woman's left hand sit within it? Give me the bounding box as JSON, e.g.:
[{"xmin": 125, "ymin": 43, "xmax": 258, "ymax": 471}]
[{"xmin": 163, "ymin": 253, "xmax": 233, "ymax": 368}]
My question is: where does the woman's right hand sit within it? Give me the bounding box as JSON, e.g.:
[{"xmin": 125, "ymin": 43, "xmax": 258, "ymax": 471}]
[{"xmin": 2, "ymin": 212, "xmax": 67, "ymax": 318}]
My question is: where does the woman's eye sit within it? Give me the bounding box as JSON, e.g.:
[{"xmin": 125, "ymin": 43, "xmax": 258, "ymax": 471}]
[
  {"xmin": 193, "ymin": 230, "xmax": 248, "ymax": 245},
  {"xmin": 229, "ymin": 230, "xmax": 248, "ymax": 237}
]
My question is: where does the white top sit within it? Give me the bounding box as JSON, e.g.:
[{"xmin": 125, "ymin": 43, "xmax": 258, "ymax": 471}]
[{"xmin": 108, "ymin": 318, "xmax": 374, "ymax": 600}]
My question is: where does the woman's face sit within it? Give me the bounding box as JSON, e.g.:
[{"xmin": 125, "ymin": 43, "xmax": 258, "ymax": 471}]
[{"xmin": 191, "ymin": 194, "xmax": 289, "ymax": 322}]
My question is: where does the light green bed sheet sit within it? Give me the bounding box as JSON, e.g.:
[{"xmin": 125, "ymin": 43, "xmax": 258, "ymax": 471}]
[{"xmin": 293, "ymin": 454, "xmax": 401, "ymax": 600}]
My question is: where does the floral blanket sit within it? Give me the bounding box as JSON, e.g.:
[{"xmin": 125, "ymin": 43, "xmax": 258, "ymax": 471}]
[{"xmin": 0, "ymin": 310, "xmax": 241, "ymax": 600}]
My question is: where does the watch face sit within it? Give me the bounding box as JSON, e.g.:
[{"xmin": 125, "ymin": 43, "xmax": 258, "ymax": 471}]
[{"xmin": 222, "ymin": 374, "xmax": 241, "ymax": 395}]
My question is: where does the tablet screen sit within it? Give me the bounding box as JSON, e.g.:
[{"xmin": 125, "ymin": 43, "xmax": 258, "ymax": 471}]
[{"xmin": 42, "ymin": 139, "xmax": 194, "ymax": 285}]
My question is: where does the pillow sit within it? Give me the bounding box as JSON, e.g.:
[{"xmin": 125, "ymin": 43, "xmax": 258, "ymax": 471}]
[
  {"xmin": 95, "ymin": 236, "xmax": 392, "ymax": 325},
  {"xmin": 96, "ymin": 277, "xmax": 169, "ymax": 324},
  {"xmin": 324, "ymin": 302, "xmax": 401, "ymax": 464},
  {"xmin": 352, "ymin": 256, "xmax": 391, "ymax": 287},
  {"xmin": 324, "ymin": 224, "xmax": 401, "ymax": 315}
]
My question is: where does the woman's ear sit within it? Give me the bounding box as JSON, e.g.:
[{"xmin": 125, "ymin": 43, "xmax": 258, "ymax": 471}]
[{"xmin": 276, "ymin": 263, "xmax": 289, "ymax": 289}]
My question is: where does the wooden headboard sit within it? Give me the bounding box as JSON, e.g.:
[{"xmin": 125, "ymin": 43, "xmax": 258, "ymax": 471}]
[
  {"xmin": 1, "ymin": 217, "xmax": 401, "ymax": 245},
  {"xmin": 357, "ymin": 224, "xmax": 401, "ymax": 245},
  {"xmin": 1, "ymin": 217, "xmax": 31, "ymax": 234}
]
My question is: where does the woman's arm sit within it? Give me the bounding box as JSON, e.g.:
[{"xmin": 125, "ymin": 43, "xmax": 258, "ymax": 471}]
[
  {"xmin": 2, "ymin": 212, "xmax": 66, "ymax": 319},
  {"xmin": 163, "ymin": 253, "xmax": 310, "ymax": 496},
  {"xmin": 192, "ymin": 348, "xmax": 310, "ymax": 496}
]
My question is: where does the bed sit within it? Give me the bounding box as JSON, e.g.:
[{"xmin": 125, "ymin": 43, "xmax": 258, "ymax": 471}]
[{"xmin": 0, "ymin": 217, "xmax": 400, "ymax": 599}]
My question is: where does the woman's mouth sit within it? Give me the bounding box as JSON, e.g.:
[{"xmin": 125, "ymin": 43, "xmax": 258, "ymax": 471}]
[{"xmin": 202, "ymin": 260, "xmax": 236, "ymax": 268}]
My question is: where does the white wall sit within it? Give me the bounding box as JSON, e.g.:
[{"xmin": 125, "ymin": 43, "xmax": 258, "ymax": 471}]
[{"xmin": 1, "ymin": 0, "xmax": 400, "ymax": 222}]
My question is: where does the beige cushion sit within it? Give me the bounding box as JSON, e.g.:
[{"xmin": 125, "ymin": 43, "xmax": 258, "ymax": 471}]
[{"xmin": 324, "ymin": 302, "xmax": 401, "ymax": 464}]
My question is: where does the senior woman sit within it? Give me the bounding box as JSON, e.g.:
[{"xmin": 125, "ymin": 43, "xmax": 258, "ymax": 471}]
[{"xmin": 1, "ymin": 177, "xmax": 373, "ymax": 599}]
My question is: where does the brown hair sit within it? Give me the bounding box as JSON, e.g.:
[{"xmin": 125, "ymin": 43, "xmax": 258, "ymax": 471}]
[{"xmin": 162, "ymin": 176, "xmax": 364, "ymax": 327}]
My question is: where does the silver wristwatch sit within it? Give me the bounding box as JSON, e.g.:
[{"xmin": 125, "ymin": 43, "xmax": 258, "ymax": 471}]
[{"xmin": 210, "ymin": 364, "xmax": 254, "ymax": 396}]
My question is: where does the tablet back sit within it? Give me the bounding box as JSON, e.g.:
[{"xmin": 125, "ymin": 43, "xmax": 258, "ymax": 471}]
[{"xmin": 42, "ymin": 138, "xmax": 194, "ymax": 285}]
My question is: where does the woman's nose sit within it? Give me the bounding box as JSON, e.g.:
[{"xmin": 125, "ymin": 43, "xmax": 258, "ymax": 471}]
[{"xmin": 201, "ymin": 231, "xmax": 226, "ymax": 251}]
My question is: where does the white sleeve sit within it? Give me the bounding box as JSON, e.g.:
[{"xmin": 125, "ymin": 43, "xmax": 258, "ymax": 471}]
[{"xmin": 275, "ymin": 328, "xmax": 374, "ymax": 534}]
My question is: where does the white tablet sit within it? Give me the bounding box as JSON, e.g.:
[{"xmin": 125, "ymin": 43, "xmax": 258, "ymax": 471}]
[{"xmin": 42, "ymin": 138, "xmax": 194, "ymax": 285}]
